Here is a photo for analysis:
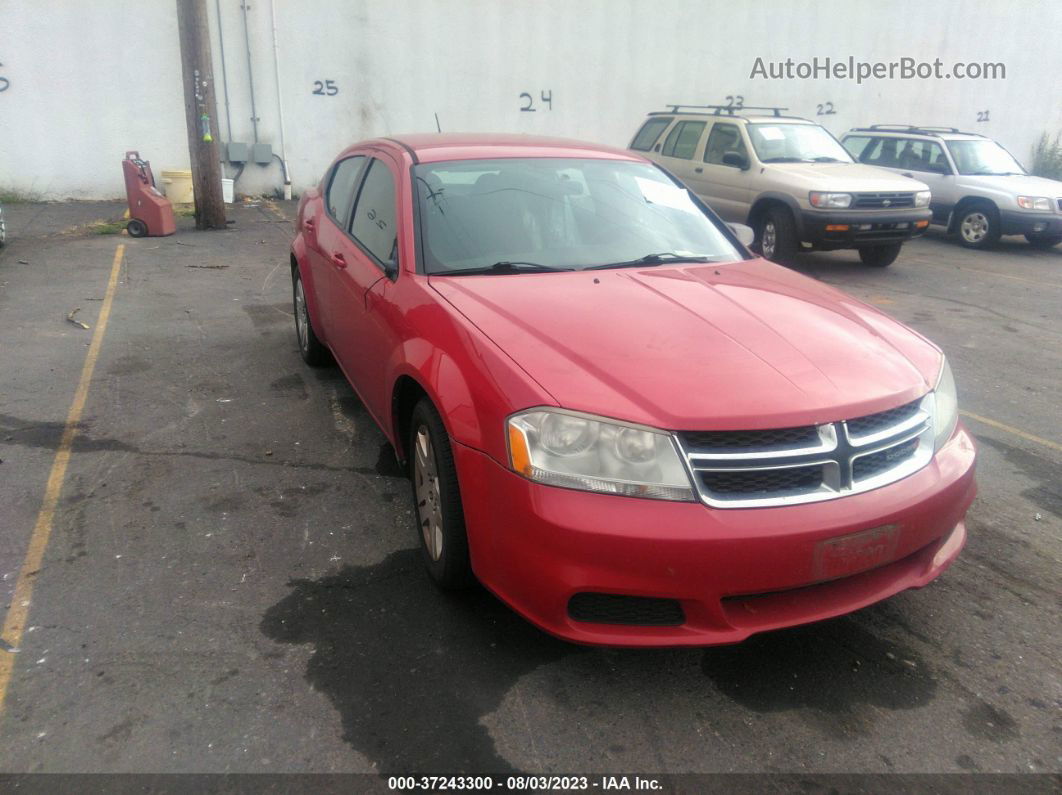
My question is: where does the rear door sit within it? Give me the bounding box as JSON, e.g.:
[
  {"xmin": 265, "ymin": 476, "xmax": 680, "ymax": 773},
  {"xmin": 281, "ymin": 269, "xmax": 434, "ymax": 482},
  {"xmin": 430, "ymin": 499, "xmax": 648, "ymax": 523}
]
[
  {"xmin": 312, "ymin": 155, "xmax": 366, "ymax": 337},
  {"xmin": 655, "ymin": 119, "xmax": 709, "ymax": 196},
  {"xmin": 327, "ymin": 154, "xmax": 400, "ymax": 417}
]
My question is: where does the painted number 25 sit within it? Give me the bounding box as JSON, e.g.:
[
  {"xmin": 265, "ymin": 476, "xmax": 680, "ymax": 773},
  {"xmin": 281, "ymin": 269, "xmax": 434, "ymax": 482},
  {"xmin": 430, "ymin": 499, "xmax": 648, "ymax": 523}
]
[{"xmin": 312, "ymin": 80, "xmax": 338, "ymax": 96}]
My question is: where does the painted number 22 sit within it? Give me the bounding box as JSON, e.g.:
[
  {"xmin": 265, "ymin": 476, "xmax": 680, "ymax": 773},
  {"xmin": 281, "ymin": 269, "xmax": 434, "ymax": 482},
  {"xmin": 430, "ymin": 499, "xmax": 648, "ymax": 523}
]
[
  {"xmin": 312, "ymin": 80, "xmax": 338, "ymax": 96},
  {"xmin": 520, "ymin": 91, "xmax": 553, "ymax": 111}
]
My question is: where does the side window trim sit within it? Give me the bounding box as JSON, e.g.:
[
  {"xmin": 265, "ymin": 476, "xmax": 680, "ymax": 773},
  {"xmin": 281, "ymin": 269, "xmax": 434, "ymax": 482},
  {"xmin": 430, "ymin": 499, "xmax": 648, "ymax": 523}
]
[
  {"xmin": 325, "ymin": 155, "xmax": 368, "ymax": 228},
  {"xmin": 347, "ymin": 156, "xmax": 400, "ymax": 276}
]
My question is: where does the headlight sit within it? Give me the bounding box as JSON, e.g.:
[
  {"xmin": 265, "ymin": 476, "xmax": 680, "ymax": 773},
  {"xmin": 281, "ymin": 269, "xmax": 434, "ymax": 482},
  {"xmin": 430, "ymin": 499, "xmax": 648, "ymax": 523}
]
[
  {"xmin": 507, "ymin": 409, "xmax": 694, "ymax": 500},
  {"xmin": 914, "ymin": 190, "xmax": 932, "ymax": 207},
  {"xmin": 929, "ymin": 358, "xmax": 958, "ymax": 452},
  {"xmin": 809, "ymin": 191, "xmax": 853, "ymax": 209},
  {"xmin": 1017, "ymin": 196, "xmax": 1051, "ymax": 211}
]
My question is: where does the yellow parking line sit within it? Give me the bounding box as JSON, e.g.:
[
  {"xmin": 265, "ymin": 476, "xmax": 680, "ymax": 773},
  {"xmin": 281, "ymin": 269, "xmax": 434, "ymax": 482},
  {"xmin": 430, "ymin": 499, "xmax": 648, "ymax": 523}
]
[
  {"xmin": 961, "ymin": 410, "xmax": 1062, "ymax": 453},
  {"xmin": 0, "ymin": 244, "xmax": 124, "ymax": 716}
]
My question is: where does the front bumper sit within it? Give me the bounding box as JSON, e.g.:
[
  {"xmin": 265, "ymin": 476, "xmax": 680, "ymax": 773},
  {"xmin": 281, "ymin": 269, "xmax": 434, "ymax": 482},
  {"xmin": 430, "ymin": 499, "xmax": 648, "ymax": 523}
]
[
  {"xmin": 800, "ymin": 207, "xmax": 932, "ymax": 249},
  {"xmin": 999, "ymin": 210, "xmax": 1062, "ymax": 236},
  {"xmin": 455, "ymin": 427, "xmax": 976, "ymax": 647}
]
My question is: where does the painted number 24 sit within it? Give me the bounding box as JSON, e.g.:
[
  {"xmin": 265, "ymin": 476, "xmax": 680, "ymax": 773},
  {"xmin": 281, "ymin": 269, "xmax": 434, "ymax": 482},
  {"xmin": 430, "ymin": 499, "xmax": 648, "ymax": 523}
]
[{"xmin": 520, "ymin": 91, "xmax": 553, "ymax": 112}]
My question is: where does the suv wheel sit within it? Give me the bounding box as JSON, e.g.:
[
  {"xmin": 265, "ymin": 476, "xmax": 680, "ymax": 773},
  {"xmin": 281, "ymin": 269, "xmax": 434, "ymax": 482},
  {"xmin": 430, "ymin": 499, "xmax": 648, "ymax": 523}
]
[
  {"xmin": 858, "ymin": 243, "xmax": 902, "ymax": 268},
  {"xmin": 408, "ymin": 398, "xmax": 474, "ymax": 589},
  {"xmin": 955, "ymin": 203, "xmax": 1000, "ymax": 249},
  {"xmin": 756, "ymin": 207, "xmax": 798, "ymax": 263},
  {"xmin": 1025, "ymin": 232, "xmax": 1062, "ymax": 249}
]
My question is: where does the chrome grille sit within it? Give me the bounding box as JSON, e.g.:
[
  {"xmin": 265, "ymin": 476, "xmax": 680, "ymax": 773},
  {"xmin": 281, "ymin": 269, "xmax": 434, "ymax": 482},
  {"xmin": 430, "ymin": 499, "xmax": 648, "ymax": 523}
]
[
  {"xmin": 853, "ymin": 192, "xmax": 915, "ymax": 209},
  {"xmin": 677, "ymin": 398, "xmax": 934, "ymax": 508}
]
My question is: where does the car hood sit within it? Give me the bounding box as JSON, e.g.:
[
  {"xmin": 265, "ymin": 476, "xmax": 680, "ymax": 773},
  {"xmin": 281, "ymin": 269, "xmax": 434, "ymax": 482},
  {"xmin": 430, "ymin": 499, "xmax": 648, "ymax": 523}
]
[
  {"xmin": 430, "ymin": 259, "xmax": 943, "ymax": 430},
  {"xmin": 765, "ymin": 162, "xmax": 930, "ymax": 192},
  {"xmin": 956, "ymin": 173, "xmax": 1062, "ymax": 199}
]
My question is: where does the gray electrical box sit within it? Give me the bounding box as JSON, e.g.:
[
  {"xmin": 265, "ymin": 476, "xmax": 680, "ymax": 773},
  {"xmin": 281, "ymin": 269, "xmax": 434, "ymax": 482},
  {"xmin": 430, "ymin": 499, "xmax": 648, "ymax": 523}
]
[
  {"xmin": 252, "ymin": 143, "xmax": 273, "ymax": 165},
  {"xmin": 226, "ymin": 142, "xmax": 249, "ymax": 164}
]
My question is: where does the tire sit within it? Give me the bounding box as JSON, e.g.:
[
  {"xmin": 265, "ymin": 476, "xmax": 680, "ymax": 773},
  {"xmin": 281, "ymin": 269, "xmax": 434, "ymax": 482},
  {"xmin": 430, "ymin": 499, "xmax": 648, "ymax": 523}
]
[
  {"xmin": 1025, "ymin": 233, "xmax": 1062, "ymax": 249},
  {"xmin": 955, "ymin": 203, "xmax": 1000, "ymax": 249},
  {"xmin": 408, "ymin": 398, "xmax": 474, "ymax": 589},
  {"xmin": 126, "ymin": 218, "xmax": 148, "ymax": 238},
  {"xmin": 756, "ymin": 207, "xmax": 798, "ymax": 263},
  {"xmin": 291, "ymin": 268, "xmax": 329, "ymax": 366},
  {"xmin": 858, "ymin": 243, "xmax": 903, "ymax": 268}
]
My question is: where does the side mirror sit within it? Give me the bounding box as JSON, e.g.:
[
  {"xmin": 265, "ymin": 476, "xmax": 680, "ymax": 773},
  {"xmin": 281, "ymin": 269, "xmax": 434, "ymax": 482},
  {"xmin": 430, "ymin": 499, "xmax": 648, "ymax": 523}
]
[
  {"xmin": 722, "ymin": 152, "xmax": 750, "ymax": 170},
  {"xmin": 727, "ymin": 223, "xmax": 755, "ymax": 248}
]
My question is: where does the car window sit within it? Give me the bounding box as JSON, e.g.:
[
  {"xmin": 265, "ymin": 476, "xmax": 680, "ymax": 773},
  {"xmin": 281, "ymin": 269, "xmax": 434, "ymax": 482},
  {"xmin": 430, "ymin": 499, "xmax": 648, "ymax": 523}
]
[
  {"xmin": 631, "ymin": 117, "xmax": 673, "ymax": 151},
  {"xmin": 414, "ymin": 157, "xmax": 743, "ymax": 273},
  {"xmin": 350, "ymin": 159, "xmax": 398, "ymax": 265},
  {"xmin": 842, "ymin": 135, "xmax": 874, "ymax": 161},
  {"xmin": 946, "ymin": 139, "xmax": 1026, "ymax": 176},
  {"xmin": 703, "ymin": 123, "xmax": 748, "ymax": 165},
  {"xmin": 325, "ymin": 155, "xmax": 366, "ymax": 223},
  {"xmin": 660, "ymin": 121, "xmax": 707, "ymax": 159},
  {"xmin": 746, "ymin": 123, "xmax": 853, "ymax": 163}
]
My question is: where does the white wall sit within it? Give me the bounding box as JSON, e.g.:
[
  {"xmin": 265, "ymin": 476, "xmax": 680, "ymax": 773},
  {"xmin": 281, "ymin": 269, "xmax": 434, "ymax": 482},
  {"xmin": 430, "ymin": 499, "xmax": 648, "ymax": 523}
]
[{"xmin": 2, "ymin": 0, "xmax": 1061, "ymax": 199}]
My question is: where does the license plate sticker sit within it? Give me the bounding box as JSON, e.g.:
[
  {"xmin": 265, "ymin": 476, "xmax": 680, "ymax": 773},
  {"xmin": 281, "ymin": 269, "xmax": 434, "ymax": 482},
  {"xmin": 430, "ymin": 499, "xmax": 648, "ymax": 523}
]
[{"xmin": 813, "ymin": 524, "xmax": 900, "ymax": 582}]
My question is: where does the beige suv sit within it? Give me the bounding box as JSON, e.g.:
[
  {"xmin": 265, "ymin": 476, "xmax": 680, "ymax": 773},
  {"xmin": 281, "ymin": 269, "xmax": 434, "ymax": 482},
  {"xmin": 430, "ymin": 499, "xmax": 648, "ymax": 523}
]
[{"xmin": 630, "ymin": 106, "xmax": 933, "ymax": 267}]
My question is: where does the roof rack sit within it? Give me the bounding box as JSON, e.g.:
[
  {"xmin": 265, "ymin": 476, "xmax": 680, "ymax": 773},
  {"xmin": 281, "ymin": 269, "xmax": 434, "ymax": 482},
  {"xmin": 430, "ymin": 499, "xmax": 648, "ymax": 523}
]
[
  {"xmin": 849, "ymin": 124, "xmax": 985, "ymax": 138},
  {"xmin": 661, "ymin": 104, "xmax": 792, "ymax": 118}
]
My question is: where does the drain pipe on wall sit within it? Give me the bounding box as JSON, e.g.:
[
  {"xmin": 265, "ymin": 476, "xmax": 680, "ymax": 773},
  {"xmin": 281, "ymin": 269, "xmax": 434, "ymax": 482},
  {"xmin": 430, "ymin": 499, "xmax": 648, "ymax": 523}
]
[
  {"xmin": 240, "ymin": 0, "xmax": 259, "ymax": 143},
  {"xmin": 270, "ymin": 0, "xmax": 291, "ymax": 199}
]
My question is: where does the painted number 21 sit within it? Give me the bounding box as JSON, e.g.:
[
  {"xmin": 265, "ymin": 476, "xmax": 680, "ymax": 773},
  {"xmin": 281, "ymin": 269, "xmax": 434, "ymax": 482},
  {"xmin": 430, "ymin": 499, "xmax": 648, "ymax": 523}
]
[{"xmin": 520, "ymin": 91, "xmax": 553, "ymax": 111}]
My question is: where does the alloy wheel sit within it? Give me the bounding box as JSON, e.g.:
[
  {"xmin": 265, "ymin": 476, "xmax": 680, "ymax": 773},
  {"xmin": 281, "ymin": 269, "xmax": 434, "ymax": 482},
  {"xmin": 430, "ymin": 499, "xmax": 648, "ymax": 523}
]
[
  {"xmin": 294, "ymin": 279, "xmax": 309, "ymax": 352},
  {"xmin": 762, "ymin": 221, "xmax": 777, "ymax": 259},
  {"xmin": 414, "ymin": 425, "xmax": 444, "ymax": 561},
  {"xmin": 960, "ymin": 212, "xmax": 989, "ymax": 244}
]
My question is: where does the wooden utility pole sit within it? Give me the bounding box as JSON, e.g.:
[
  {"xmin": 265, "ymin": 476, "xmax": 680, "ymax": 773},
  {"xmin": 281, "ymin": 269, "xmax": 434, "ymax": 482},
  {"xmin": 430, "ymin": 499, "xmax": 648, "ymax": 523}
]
[{"xmin": 176, "ymin": 0, "xmax": 226, "ymax": 229}]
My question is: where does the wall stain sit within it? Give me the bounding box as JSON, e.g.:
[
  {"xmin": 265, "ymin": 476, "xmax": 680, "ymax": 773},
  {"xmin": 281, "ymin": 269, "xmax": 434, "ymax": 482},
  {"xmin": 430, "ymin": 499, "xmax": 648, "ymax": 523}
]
[{"xmin": 260, "ymin": 549, "xmax": 580, "ymax": 774}]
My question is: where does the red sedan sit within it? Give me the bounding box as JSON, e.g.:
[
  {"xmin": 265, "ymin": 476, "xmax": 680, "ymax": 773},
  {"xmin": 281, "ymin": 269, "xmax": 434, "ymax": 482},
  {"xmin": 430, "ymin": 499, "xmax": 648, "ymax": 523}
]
[{"xmin": 290, "ymin": 133, "xmax": 976, "ymax": 647}]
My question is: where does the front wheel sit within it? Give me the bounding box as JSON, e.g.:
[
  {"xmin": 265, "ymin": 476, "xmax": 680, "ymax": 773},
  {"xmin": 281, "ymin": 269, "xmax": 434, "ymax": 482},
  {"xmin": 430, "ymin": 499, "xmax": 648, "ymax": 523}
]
[
  {"xmin": 408, "ymin": 399, "xmax": 474, "ymax": 589},
  {"xmin": 755, "ymin": 207, "xmax": 799, "ymax": 264},
  {"xmin": 1025, "ymin": 232, "xmax": 1062, "ymax": 249},
  {"xmin": 126, "ymin": 218, "xmax": 148, "ymax": 238},
  {"xmin": 858, "ymin": 243, "xmax": 903, "ymax": 268},
  {"xmin": 955, "ymin": 203, "xmax": 1000, "ymax": 249}
]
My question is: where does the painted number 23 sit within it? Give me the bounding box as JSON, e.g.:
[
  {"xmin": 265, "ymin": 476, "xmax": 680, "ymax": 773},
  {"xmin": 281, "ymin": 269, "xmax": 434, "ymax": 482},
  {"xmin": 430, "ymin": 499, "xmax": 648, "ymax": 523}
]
[{"xmin": 313, "ymin": 80, "xmax": 338, "ymax": 96}]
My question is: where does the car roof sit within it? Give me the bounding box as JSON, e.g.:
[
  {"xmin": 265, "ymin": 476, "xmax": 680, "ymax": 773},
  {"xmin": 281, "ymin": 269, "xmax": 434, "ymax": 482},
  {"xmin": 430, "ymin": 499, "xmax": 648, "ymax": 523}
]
[
  {"xmin": 646, "ymin": 111, "xmax": 815, "ymax": 125},
  {"xmin": 845, "ymin": 126, "xmax": 986, "ymax": 141},
  {"xmin": 347, "ymin": 133, "xmax": 643, "ymax": 164}
]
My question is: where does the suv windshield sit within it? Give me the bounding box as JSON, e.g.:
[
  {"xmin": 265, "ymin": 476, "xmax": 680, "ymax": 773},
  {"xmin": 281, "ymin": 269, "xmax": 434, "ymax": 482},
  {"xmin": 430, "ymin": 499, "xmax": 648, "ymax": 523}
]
[
  {"xmin": 946, "ymin": 139, "xmax": 1026, "ymax": 176},
  {"xmin": 747, "ymin": 123, "xmax": 854, "ymax": 163},
  {"xmin": 414, "ymin": 158, "xmax": 743, "ymax": 274}
]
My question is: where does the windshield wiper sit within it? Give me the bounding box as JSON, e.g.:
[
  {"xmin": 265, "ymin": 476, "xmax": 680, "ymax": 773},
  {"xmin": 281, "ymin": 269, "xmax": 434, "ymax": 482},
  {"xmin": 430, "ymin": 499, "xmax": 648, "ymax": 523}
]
[
  {"xmin": 585, "ymin": 252, "xmax": 715, "ymax": 270},
  {"xmin": 760, "ymin": 157, "xmax": 804, "ymax": 163},
  {"xmin": 969, "ymin": 171, "xmax": 1022, "ymax": 176},
  {"xmin": 810, "ymin": 156, "xmax": 844, "ymax": 162},
  {"xmin": 429, "ymin": 261, "xmax": 574, "ymax": 276}
]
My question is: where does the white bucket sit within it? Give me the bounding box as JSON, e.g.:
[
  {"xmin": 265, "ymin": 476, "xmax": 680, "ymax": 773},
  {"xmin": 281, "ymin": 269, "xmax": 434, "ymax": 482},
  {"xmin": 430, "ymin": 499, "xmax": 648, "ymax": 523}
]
[
  {"xmin": 160, "ymin": 169, "xmax": 194, "ymax": 204},
  {"xmin": 221, "ymin": 178, "xmax": 234, "ymax": 204}
]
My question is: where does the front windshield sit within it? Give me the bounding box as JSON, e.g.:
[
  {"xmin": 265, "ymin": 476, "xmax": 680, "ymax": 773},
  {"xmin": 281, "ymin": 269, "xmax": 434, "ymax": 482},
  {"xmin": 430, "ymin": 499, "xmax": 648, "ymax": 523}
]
[
  {"xmin": 747, "ymin": 123, "xmax": 854, "ymax": 163},
  {"xmin": 414, "ymin": 158, "xmax": 743, "ymax": 274},
  {"xmin": 946, "ymin": 139, "xmax": 1025, "ymax": 176}
]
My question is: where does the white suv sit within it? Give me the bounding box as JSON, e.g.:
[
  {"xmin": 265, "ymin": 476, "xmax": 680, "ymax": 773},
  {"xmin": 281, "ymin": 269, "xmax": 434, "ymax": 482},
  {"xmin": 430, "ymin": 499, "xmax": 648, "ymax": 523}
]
[
  {"xmin": 841, "ymin": 125, "xmax": 1062, "ymax": 250},
  {"xmin": 630, "ymin": 106, "xmax": 933, "ymax": 267}
]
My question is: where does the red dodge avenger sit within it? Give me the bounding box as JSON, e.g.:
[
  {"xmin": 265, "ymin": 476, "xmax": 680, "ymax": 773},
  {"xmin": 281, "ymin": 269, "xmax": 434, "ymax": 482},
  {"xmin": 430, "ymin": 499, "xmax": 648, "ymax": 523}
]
[{"xmin": 290, "ymin": 133, "xmax": 976, "ymax": 646}]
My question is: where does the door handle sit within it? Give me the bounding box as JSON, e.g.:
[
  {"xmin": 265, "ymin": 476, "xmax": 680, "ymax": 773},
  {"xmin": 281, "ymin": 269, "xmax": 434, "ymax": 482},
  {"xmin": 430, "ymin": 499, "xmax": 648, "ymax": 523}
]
[
  {"xmin": 901, "ymin": 172, "xmax": 913, "ymax": 178},
  {"xmin": 330, "ymin": 252, "xmax": 347, "ymax": 269},
  {"xmin": 694, "ymin": 167, "xmax": 703, "ymax": 173}
]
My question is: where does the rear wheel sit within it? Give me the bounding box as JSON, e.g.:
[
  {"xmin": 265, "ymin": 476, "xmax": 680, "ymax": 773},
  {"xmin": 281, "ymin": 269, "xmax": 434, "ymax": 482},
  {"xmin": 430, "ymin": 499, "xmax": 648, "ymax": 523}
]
[
  {"xmin": 955, "ymin": 203, "xmax": 1000, "ymax": 249},
  {"xmin": 858, "ymin": 243, "xmax": 903, "ymax": 268},
  {"xmin": 292, "ymin": 269, "xmax": 329, "ymax": 366},
  {"xmin": 756, "ymin": 207, "xmax": 798, "ymax": 263},
  {"xmin": 1025, "ymin": 232, "xmax": 1062, "ymax": 249},
  {"xmin": 126, "ymin": 218, "xmax": 148, "ymax": 238},
  {"xmin": 408, "ymin": 399, "xmax": 473, "ymax": 589}
]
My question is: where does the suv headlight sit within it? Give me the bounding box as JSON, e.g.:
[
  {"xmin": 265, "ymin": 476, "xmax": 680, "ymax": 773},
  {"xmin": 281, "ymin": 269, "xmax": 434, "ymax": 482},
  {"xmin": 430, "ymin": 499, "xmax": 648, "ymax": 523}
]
[
  {"xmin": 809, "ymin": 192, "xmax": 853, "ymax": 209},
  {"xmin": 915, "ymin": 190, "xmax": 931, "ymax": 207},
  {"xmin": 507, "ymin": 409, "xmax": 694, "ymax": 501},
  {"xmin": 1017, "ymin": 196, "xmax": 1051, "ymax": 211},
  {"xmin": 928, "ymin": 358, "xmax": 958, "ymax": 452}
]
